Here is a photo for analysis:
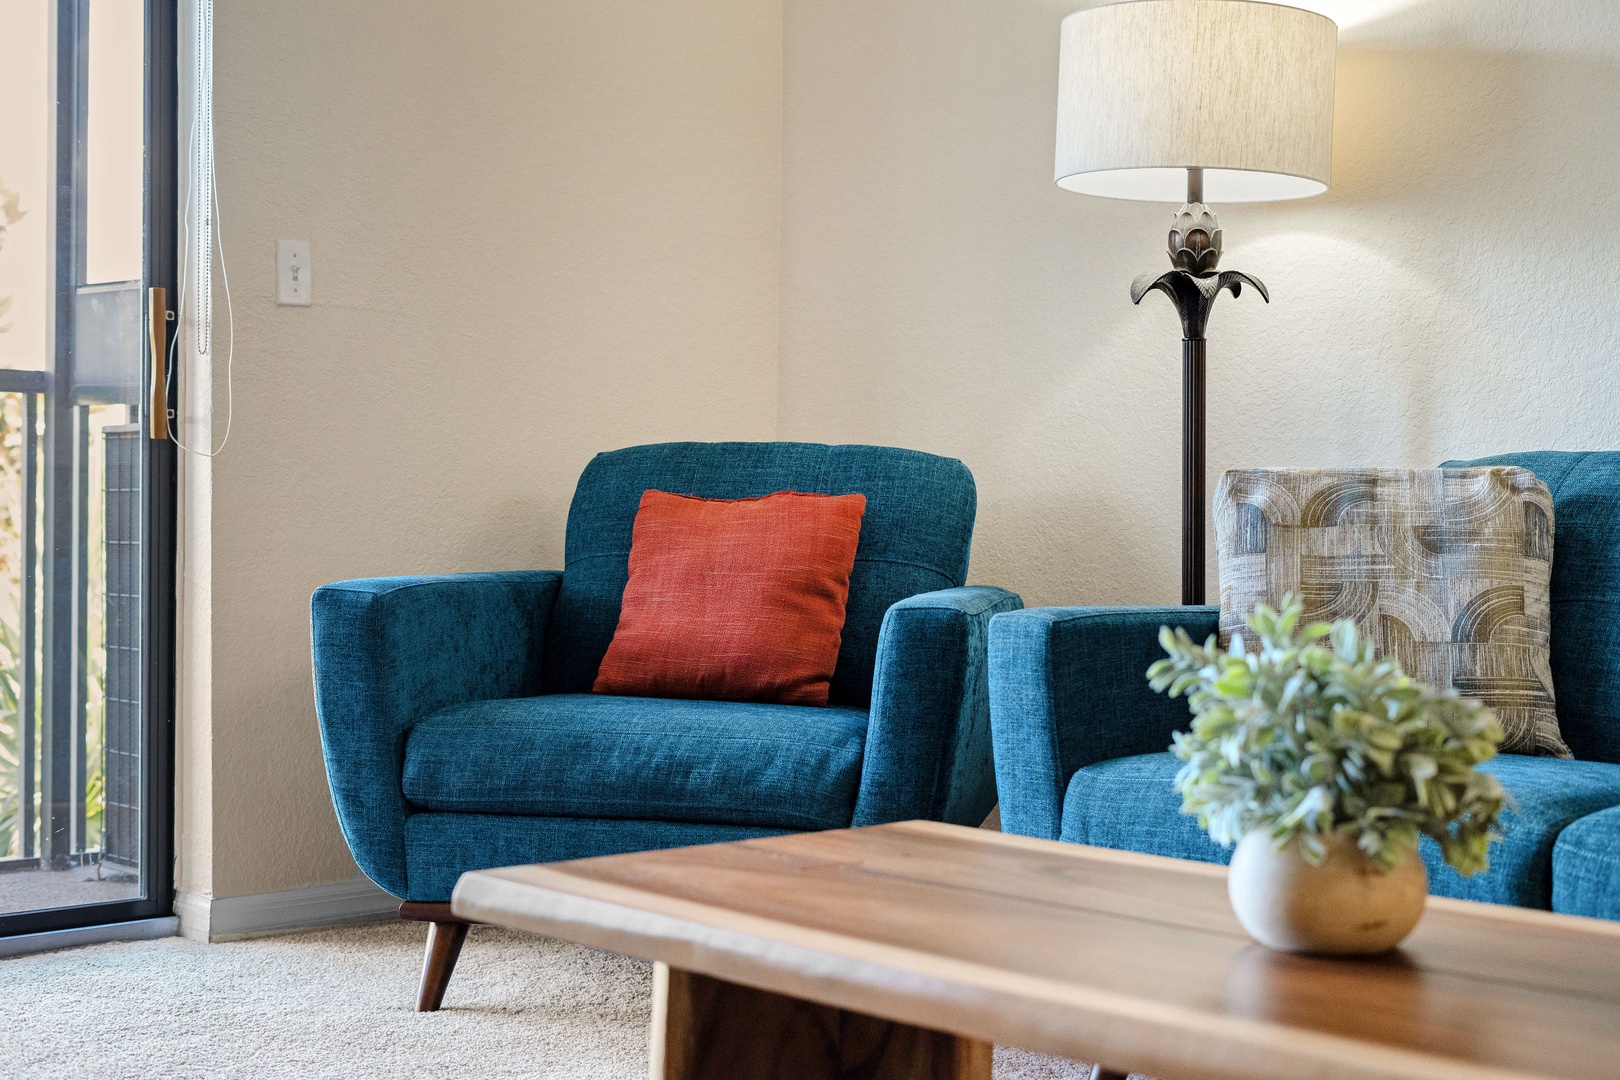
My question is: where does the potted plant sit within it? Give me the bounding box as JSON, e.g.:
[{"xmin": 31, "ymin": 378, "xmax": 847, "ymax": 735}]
[{"xmin": 1149, "ymin": 596, "xmax": 1508, "ymax": 955}]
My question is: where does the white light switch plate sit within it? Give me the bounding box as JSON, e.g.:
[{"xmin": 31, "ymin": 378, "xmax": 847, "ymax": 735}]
[{"xmin": 276, "ymin": 239, "xmax": 312, "ymax": 306}]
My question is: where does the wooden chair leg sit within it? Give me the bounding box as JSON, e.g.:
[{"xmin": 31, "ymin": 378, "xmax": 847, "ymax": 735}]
[
  {"xmin": 400, "ymin": 901, "xmax": 473, "ymax": 1012},
  {"xmin": 417, "ymin": 920, "xmax": 470, "ymax": 1011}
]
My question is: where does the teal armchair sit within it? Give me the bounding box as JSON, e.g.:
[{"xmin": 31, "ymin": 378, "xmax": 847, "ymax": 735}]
[{"xmin": 313, "ymin": 441, "xmax": 1020, "ymax": 1007}]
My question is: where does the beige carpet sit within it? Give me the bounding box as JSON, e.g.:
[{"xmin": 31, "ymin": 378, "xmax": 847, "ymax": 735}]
[{"xmin": 1, "ymin": 919, "xmax": 1112, "ymax": 1079}]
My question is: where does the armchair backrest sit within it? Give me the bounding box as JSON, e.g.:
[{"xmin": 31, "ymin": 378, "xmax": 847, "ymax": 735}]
[
  {"xmin": 1445, "ymin": 452, "xmax": 1620, "ymax": 763},
  {"xmin": 544, "ymin": 442, "xmax": 977, "ymax": 707}
]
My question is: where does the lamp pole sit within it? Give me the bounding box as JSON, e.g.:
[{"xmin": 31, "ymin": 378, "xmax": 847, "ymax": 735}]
[
  {"xmin": 1132, "ymin": 167, "xmax": 1268, "ymax": 605},
  {"xmin": 1182, "ymin": 331, "xmax": 1207, "ymax": 605},
  {"xmin": 1180, "ymin": 168, "xmax": 1208, "ymax": 605}
]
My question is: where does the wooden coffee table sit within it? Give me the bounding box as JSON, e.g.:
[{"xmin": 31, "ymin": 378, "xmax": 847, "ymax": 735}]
[{"xmin": 451, "ymin": 820, "xmax": 1620, "ymax": 1080}]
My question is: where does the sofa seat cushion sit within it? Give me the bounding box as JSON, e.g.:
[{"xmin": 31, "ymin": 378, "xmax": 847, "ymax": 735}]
[
  {"xmin": 403, "ymin": 693, "xmax": 868, "ymax": 832},
  {"xmin": 1059, "ymin": 752, "xmax": 1620, "ymax": 908},
  {"xmin": 1552, "ymin": 805, "xmax": 1620, "ymax": 921},
  {"xmin": 1424, "ymin": 755, "xmax": 1620, "ymax": 907},
  {"xmin": 1060, "ymin": 752, "xmax": 1228, "ymax": 864}
]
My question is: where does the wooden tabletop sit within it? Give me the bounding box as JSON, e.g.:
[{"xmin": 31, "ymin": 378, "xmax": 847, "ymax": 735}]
[{"xmin": 451, "ymin": 820, "xmax": 1620, "ymax": 1080}]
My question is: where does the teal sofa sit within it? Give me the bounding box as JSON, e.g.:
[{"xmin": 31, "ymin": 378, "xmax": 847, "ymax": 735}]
[{"xmin": 989, "ymin": 451, "xmax": 1620, "ymax": 918}]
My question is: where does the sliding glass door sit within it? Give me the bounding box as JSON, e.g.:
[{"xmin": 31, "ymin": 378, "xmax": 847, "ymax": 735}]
[{"xmin": 0, "ymin": 0, "xmax": 176, "ymax": 935}]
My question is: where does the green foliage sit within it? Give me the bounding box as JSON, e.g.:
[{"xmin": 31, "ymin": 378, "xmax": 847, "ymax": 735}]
[
  {"xmin": 1148, "ymin": 595, "xmax": 1508, "ymax": 874},
  {"xmin": 0, "ymin": 177, "xmax": 23, "ymax": 335},
  {"xmin": 0, "ymin": 389, "xmax": 33, "ymax": 857},
  {"xmin": 0, "ymin": 613, "xmax": 27, "ymax": 856},
  {"xmin": 0, "ymin": 200, "xmax": 115, "ymax": 859},
  {"xmin": 0, "ymin": 390, "xmax": 113, "ymax": 859}
]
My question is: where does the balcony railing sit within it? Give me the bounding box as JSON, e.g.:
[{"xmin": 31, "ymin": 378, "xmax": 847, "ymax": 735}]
[{"xmin": 0, "ymin": 316, "xmax": 145, "ymax": 892}]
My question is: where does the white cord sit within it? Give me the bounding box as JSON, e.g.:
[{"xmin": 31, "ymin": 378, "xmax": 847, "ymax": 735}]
[
  {"xmin": 193, "ymin": 0, "xmax": 211, "ymax": 356},
  {"xmin": 166, "ymin": 0, "xmax": 233, "ymax": 458}
]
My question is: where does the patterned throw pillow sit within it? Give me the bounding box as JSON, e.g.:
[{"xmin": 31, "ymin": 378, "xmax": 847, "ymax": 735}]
[{"xmin": 1214, "ymin": 467, "xmax": 1570, "ymax": 757}]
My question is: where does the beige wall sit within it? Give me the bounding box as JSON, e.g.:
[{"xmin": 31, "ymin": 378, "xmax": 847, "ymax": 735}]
[
  {"xmin": 181, "ymin": 0, "xmax": 783, "ymax": 901},
  {"xmin": 184, "ymin": 0, "xmax": 1620, "ymax": 903},
  {"xmin": 778, "ymin": 0, "xmax": 1620, "ymax": 608}
]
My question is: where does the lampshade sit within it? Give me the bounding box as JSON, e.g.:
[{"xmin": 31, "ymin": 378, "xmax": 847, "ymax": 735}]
[{"xmin": 1055, "ymin": 0, "xmax": 1337, "ymax": 203}]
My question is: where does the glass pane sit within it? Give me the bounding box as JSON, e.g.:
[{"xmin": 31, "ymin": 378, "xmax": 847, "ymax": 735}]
[
  {"xmin": 0, "ymin": 393, "xmax": 36, "ymax": 870},
  {"xmin": 0, "ymin": 0, "xmax": 50, "ymax": 371},
  {"xmin": 85, "ymin": 0, "xmax": 144, "ymax": 286},
  {"xmin": 0, "ymin": 0, "xmax": 152, "ymax": 920}
]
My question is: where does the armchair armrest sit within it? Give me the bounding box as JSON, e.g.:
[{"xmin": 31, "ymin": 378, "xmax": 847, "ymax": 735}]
[
  {"xmin": 310, "ymin": 570, "xmax": 563, "ymax": 897},
  {"xmin": 853, "ymin": 585, "xmax": 1023, "ymax": 827},
  {"xmin": 988, "ymin": 605, "xmax": 1218, "ymax": 840}
]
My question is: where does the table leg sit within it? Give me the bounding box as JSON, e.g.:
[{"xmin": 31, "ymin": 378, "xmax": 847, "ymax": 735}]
[{"xmin": 649, "ymin": 962, "xmax": 992, "ymax": 1080}]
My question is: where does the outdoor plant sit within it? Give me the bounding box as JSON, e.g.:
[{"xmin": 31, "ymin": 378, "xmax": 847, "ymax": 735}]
[
  {"xmin": 1148, "ymin": 595, "xmax": 1508, "ymax": 875},
  {"xmin": 0, "ymin": 177, "xmax": 23, "ymax": 335}
]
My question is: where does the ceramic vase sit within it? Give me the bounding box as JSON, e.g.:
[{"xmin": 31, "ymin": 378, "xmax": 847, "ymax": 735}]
[{"xmin": 1227, "ymin": 830, "xmax": 1428, "ymax": 955}]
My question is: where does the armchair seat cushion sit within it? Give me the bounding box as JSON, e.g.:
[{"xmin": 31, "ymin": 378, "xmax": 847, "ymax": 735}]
[
  {"xmin": 1059, "ymin": 751, "xmax": 1620, "ymax": 908},
  {"xmin": 402, "ymin": 693, "xmax": 868, "ymax": 831}
]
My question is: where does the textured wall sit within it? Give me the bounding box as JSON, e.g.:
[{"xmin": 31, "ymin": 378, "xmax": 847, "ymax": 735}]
[
  {"xmin": 183, "ymin": 0, "xmax": 783, "ymax": 899},
  {"xmin": 778, "ymin": 0, "xmax": 1620, "ymax": 608},
  {"xmin": 182, "ymin": 0, "xmax": 1620, "ymax": 902}
]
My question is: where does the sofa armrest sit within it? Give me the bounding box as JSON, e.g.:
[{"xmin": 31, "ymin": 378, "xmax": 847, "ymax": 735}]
[
  {"xmin": 853, "ymin": 585, "xmax": 1024, "ymax": 827},
  {"xmin": 1553, "ymin": 804, "xmax": 1620, "ymax": 921},
  {"xmin": 310, "ymin": 570, "xmax": 563, "ymax": 897},
  {"xmin": 988, "ymin": 605, "xmax": 1218, "ymax": 840}
]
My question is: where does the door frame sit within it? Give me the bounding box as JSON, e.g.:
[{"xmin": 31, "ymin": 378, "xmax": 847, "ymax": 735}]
[{"xmin": 0, "ymin": 0, "xmax": 178, "ymax": 938}]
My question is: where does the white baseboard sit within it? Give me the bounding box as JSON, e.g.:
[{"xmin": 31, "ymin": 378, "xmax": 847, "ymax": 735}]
[
  {"xmin": 0, "ymin": 916, "xmax": 179, "ymax": 959},
  {"xmin": 174, "ymin": 889, "xmax": 211, "ymax": 940},
  {"xmin": 178, "ymin": 874, "xmax": 399, "ymax": 942}
]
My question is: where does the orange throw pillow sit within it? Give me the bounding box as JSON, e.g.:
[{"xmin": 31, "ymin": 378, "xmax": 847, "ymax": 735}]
[{"xmin": 592, "ymin": 489, "xmax": 866, "ymax": 706}]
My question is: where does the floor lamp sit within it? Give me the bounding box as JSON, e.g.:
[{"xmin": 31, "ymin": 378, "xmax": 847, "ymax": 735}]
[{"xmin": 1053, "ymin": 0, "xmax": 1337, "ymax": 604}]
